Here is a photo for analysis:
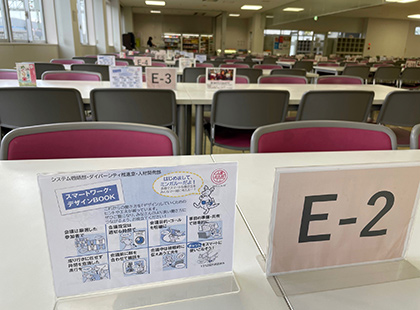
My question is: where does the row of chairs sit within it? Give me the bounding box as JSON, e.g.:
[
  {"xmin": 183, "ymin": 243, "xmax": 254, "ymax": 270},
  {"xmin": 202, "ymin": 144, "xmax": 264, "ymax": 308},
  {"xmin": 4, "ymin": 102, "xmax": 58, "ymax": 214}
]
[
  {"xmin": 7, "ymin": 118, "xmax": 420, "ymax": 160},
  {"xmin": 203, "ymin": 90, "xmax": 420, "ymax": 153}
]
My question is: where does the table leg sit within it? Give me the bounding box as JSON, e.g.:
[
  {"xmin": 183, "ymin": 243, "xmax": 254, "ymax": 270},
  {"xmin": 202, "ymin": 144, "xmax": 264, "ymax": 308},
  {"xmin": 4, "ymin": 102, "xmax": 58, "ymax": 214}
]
[
  {"xmin": 177, "ymin": 105, "xmax": 186, "ymax": 155},
  {"xmin": 195, "ymin": 105, "xmax": 204, "ymax": 155}
]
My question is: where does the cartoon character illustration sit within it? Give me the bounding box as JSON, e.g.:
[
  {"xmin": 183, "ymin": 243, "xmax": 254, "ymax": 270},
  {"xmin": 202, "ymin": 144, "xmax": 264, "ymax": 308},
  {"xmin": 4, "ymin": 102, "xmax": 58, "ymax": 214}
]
[
  {"xmin": 163, "ymin": 253, "xmax": 186, "ymax": 269},
  {"xmin": 198, "ymin": 249, "xmax": 219, "ymax": 264},
  {"xmin": 81, "ymin": 264, "xmax": 110, "ymax": 282},
  {"xmin": 161, "ymin": 227, "xmax": 186, "ymax": 243},
  {"xmin": 120, "ymin": 229, "xmax": 147, "ymax": 250},
  {"xmin": 193, "ymin": 185, "xmax": 220, "ymax": 214},
  {"xmin": 198, "ymin": 221, "xmax": 222, "ymax": 239},
  {"xmin": 120, "ymin": 233, "xmax": 136, "ymax": 250},
  {"xmin": 123, "ymin": 259, "xmax": 147, "ymax": 275}
]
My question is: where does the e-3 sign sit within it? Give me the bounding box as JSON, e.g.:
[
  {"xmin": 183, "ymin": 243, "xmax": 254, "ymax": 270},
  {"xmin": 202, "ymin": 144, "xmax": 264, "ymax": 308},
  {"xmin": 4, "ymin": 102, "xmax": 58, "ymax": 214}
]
[{"xmin": 266, "ymin": 163, "xmax": 420, "ymax": 276}]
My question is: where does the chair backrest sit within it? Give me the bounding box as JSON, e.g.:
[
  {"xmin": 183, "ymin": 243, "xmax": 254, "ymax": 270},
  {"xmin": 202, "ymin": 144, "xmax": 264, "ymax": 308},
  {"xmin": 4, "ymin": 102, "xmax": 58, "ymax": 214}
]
[
  {"xmin": 90, "ymin": 88, "xmax": 177, "ymax": 131},
  {"xmin": 115, "ymin": 60, "xmax": 129, "ymax": 66},
  {"xmin": 51, "ymin": 59, "xmax": 85, "ymax": 65},
  {"xmin": 197, "ymin": 75, "xmax": 249, "ymax": 84},
  {"xmin": 183, "ymin": 67, "xmax": 206, "ymax": 82},
  {"xmin": 211, "ymin": 89, "xmax": 290, "ymax": 130},
  {"xmin": 251, "ymin": 120, "xmax": 397, "ymax": 153},
  {"xmin": 253, "ymin": 64, "xmax": 283, "ymax": 70},
  {"xmin": 373, "ymin": 66, "xmax": 401, "ymax": 85},
  {"xmin": 270, "ymin": 68, "xmax": 307, "ymax": 76},
  {"xmin": 372, "ymin": 63, "xmax": 393, "ymax": 68},
  {"xmin": 73, "ymin": 56, "xmax": 97, "ymax": 64},
  {"xmin": 293, "ymin": 61, "xmax": 313, "ymax": 72},
  {"xmin": 0, "ymin": 122, "xmax": 179, "ymax": 160},
  {"xmin": 377, "ymin": 91, "xmax": 420, "ymax": 127},
  {"xmin": 116, "ymin": 58, "xmax": 134, "ymax": 65},
  {"xmin": 41, "ymin": 70, "xmax": 102, "ymax": 81},
  {"xmin": 0, "ymin": 69, "xmax": 18, "ymax": 79},
  {"xmin": 71, "ymin": 64, "xmax": 110, "ymax": 81},
  {"xmin": 342, "ymin": 65, "xmax": 371, "ymax": 81},
  {"xmin": 317, "ymin": 62, "xmax": 340, "ymax": 67},
  {"xmin": 296, "ymin": 90, "xmax": 374, "ymax": 122},
  {"xmin": 152, "ymin": 61, "xmax": 167, "ymax": 67},
  {"xmin": 236, "ymin": 68, "xmax": 263, "ymax": 83},
  {"xmin": 0, "ymin": 88, "xmax": 85, "ymax": 130},
  {"xmin": 34, "ymin": 63, "xmax": 65, "ymax": 79},
  {"xmin": 220, "ymin": 63, "xmax": 250, "ymax": 68},
  {"xmin": 262, "ymin": 57, "xmax": 277, "ymax": 64},
  {"xmin": 196, "ymin": 63, "xmax": 214, "ymax": 68},
  {"xmin": 316, "ymin": 75, "xmax": 363, "ymax": 85},
  {"xmin": 258, "ymin": 75, "xmax": 307, "ymax": 84},
  {"xmin": 410, "ymin": 124, "xmax": 420, "ymax": 149},
  {"xmin": 399, "ymin": 67, "xmax": 420, "ymax": 87}
]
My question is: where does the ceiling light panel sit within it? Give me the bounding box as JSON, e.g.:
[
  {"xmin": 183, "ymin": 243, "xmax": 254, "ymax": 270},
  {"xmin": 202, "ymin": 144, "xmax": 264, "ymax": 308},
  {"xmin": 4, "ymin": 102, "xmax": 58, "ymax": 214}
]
[
  {"xmin": 151, "ymin": 10, "xmax": 161, "ymax": 13},
  {"xmin": 408, "ymin": 14, "xmax": 420, "ymax": 18},
  {"xmin": 283, "ymin": 7, "xmax": 304, "ymax": 12},
  {"xmin": 229, "ymin": 13, "xmax": 240, "ymax": 17},
  {"xmin": 145, "ymin": 1, "xmax": 166, "ymax": 6},
  {"xmin": 241, "ymin": 5, "xmax": 263, "ymax": 10}
]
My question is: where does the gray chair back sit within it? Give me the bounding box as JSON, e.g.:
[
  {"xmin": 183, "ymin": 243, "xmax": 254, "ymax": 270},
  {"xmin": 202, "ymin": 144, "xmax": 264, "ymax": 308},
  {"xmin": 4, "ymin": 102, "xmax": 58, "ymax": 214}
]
[
  {"xmin": 399, "ymin": 67, "xmax": 420, "ymax": 88},
  {"xmin": 293, "ymin": 61, "xmax": 313, "ymax": 72},
  {"xmin": 183, "ymin": 67, "xmax": 206, "ymax": 82},
  {"xmin": 236, "ymin": 68, "xmax": 263, "ymax": 83},
  {"xmin": 34, "ymin": 63, "xmax": 65, "ymax": 79},
  {"xmin": 377, "ymin": 91, "xmax": 420, "ymax": 127},
  {"xmin": 342, "ymin": 66, "xmax": 371, "ymax": 82},
  {"xmin": 90, "ymin": 88, "xmax": 177, "ymax": 131},
  {"xmin": 71, "ymin": 64, "xmax": 110, "ymax": 81},
  {"xmin": 373, "ymin": 66, "xmax": 401, "ymax": 85},
  {"xmin": 72, "ymin": 56, "xmax": 97, "ymax": 64},
  {"xmin": 0, "ymin": 87, "xmax": 85, "ymax": 132},
  {"xmin": 262, "ymin": 57, "xmax": 277, "ymax": 64},
  {"xmin": 211, "ymin": 90, "xmax": 289, "ymax": 130},
  {"xmin": 296, "ymin": 90, "xmax": 374, "ymax": 122},
  {"xmin": 270, "ymin": 68, "xmax": 307, "ymax": 76}
]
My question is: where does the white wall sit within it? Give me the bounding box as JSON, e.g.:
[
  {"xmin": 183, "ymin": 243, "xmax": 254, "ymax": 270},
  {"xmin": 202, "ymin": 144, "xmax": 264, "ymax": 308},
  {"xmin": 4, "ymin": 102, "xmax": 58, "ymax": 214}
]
[
  {"xmin": 226, "ymin": 18, "xmax": 249, "ymax": 51},
  {"xmin": 0, "ymin": 44, "xmax": 59, "ymax": 68},
  {"xmin": 364, "ymin": 18, "xmax": 409, "ymax": 57},
  {"xmin": 133, "ymin": 14, "xmax": 213, "ymax": 48},
  {"xmin": 405, "ymin": 21, "xmax": 420, "ymax": 58}
]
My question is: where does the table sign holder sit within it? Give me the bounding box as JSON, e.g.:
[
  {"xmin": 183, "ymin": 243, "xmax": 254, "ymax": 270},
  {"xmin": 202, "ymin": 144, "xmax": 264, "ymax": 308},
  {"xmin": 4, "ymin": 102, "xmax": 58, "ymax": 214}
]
[
  {"xmin": 98, "ymin": 55, "xmax": 116, "ymax": 66},
  {"xmin": 265, "ymin": 162, "xmax": 420, "ymax": 296},
  {"xmin": 119, "ymin": 52, "xmax": 126, "ymax": 59},
  {"xmin": 16, "ymin": 62, "xmax": 36, "ymax": 87},
  {"xmin": 179, "ymin": 58, "xmax": 195, "ymax": 71},
  {"xmin": 206, "ymin": 68, "xmax": 236, "ymax": 89},
  {"xmin": 146, "ymin": 67, "xmax": 177, "ymax": 89},
  {"xmin": 133, "ymin": 56, "xmax": 152, "ymax": 66},
  {"xmin": 38, "ymin": 163, "xmax": 238, "ymax": 309},
  {"xmin": 109, "ymin": 66, "xmax": 142, "ymax": 88},
  {"xmin": 195, "ymin": 54, "xmax": 207, "ymax": 63}
]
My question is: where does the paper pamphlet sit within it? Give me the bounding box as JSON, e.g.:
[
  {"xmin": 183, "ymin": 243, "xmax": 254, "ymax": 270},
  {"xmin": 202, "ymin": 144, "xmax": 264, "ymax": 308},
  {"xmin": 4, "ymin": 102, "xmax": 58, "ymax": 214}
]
[{"xmin": 38, "ymin": 163, "xmax": 237, "ymax": 297}]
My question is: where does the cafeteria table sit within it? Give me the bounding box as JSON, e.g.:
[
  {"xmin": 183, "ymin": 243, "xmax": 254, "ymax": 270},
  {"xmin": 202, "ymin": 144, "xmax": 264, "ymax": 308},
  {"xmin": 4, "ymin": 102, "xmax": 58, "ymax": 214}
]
[
  {"xmin": 212, "ymin": 151, "xmax": 420, "ymax": 309},
  {"xmin": 313, "ymin": 66, "xmax": 379, "ymax": 75},
  {"xmin": 187, "ymin": 83, "xmax": 400, "ymax": 154},
  {"xmin": 0, "ymin": 155, "xmax": 289, "ymax": 310}
]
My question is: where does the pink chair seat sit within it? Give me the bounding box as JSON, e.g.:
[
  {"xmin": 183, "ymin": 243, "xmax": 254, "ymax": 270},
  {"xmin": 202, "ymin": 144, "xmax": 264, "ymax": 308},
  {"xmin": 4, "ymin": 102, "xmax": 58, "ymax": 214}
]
[
  {"xmin": 317, "ymin": 76, "xmax": 363, "ymax": 84},
  {"xmin": 220, "ymin": 63, "xmax": 249, "ymax": 68},
  {"xmin": 116, "ymin": 61, "xmax": 129, "ymax": 66},
  {"xmin": 152, "ymin": 62, "xmax": 167, "ymax": 67},
  {"xmin": 258, "ymin": 75, "xmax": 307, "ymax": 84},
  {"xmin": 51, "ymin": 59, "xmax": 85, "ymax": 65},
  {"xmin": 254, "ymin": 64, "xmax": 283, "ymax": 70},
  {"xmin": 257, "ymin": 127, "xmax": 393, "ymax": 153},
  {"xmin": 206, "ymin": 125, "xmax": 255, "ymax": 149},
  {"xmin": 42, "ymin": 71, "xmax": 101, "ymax": 81},
  {"xmin": 6, "ymin": 129, "xmax": 175, "ymax": 159},
  {"xmin": 196, "ymin": 63, "xmax": 214, "ymax": 68},
  {"xmin": 0, "ymin": 70, "xmax": 18, "ymax": 79}
]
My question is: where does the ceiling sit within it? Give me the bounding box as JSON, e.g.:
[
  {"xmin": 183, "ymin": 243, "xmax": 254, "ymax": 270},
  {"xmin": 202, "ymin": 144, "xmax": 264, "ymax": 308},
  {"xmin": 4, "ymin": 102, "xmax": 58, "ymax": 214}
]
[{"xmin": 121, "ymin": 0, "xmax": 420, "ymax": 22}]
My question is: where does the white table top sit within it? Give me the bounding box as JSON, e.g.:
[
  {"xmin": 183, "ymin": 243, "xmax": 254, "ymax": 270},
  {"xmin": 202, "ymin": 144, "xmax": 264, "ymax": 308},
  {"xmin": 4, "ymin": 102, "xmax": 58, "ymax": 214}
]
[
  {"xmin": 212, "ymin": 151, "xmax": 420, "ymax": 309},
  {"xmin": 0, "ymin": 79, "xmax": 192, "ymax": 104},
  {"xmin": 314, "ymin": 66, "xmax": 378, "ymax": 74},
  {"xmin": 183, "ymin": 83, "xmax": 398, "ymax": 105},
  {"xmin": 0, "ymin": 155, "xmax": 287, "ymax": 310}
]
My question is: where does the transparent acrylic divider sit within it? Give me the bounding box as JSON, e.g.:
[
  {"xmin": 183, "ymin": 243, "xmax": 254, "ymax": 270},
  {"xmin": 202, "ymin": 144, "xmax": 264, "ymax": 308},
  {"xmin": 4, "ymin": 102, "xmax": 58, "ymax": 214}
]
[
  {"xmin": 273, "ymin": 259, "xmax": 420, "ymax": 296},
  {"xmin": 55, "ymin": 272, "xmax": 239, "ymax": 310}
]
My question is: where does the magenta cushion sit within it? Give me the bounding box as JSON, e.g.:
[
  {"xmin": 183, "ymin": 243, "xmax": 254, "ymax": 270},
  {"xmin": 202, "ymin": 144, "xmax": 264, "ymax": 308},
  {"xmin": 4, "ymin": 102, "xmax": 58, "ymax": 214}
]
[
  {"xmin": 7, "ymin": 129, "xmax": 174, "ymax": 160},
  {"xmin": 258, "ymin": 127, "xmax": 393, "ymax": 153}
]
